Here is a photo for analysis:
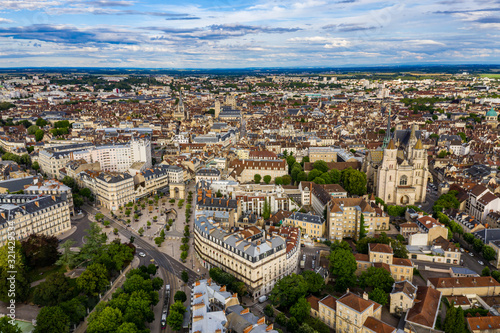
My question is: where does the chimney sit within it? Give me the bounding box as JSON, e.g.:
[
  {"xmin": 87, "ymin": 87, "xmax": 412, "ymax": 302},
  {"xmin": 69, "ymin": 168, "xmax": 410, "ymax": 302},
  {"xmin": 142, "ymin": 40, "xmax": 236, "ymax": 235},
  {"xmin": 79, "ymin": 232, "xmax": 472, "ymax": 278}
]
[
  {"xmin": 363, "ymin": 292, "xmax": 369, "ymax": 300},
  {"xmin": 346, "ymin": 288, "xmax": 350, "ymax": 294}
]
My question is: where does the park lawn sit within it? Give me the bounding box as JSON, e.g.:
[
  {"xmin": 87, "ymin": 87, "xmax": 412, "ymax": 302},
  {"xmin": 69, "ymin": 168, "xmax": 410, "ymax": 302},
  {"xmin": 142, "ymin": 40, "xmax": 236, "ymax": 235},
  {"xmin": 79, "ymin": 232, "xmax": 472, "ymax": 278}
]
[
  {"xmin": 28, "ymin": 264, "xmax": 66, "ymax": 283},
  {"xmin": 480, "ymin": 73, "xmax": 500, "ymax": 78}
]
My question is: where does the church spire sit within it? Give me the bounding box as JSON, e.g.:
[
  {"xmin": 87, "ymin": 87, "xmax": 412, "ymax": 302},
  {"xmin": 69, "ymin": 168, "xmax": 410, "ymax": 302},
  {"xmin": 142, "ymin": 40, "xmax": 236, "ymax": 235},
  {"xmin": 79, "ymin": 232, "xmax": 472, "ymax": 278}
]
[{"xmin": 382, "ymin": 105, "xmax": 392, "ymax": 149}]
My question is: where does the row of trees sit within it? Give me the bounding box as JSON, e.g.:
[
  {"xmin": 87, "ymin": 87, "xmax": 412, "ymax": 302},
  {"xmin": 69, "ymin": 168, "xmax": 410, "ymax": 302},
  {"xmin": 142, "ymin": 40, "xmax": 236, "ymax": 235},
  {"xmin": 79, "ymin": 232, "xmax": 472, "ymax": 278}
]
[
  {"xmin": 209, "ymin": 267, "xmax": 248, "ymax": 296},
  {"xmin": 86, "ymin": 265, "xmax": 163, "ymax": 333}
]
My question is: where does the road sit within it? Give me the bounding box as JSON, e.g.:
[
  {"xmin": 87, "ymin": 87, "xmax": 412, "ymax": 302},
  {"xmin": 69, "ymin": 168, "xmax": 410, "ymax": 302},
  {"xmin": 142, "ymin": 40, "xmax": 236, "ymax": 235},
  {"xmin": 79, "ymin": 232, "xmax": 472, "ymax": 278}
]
[
  {"xmin": 66, "ymin": 211, "xmax": 92, "ymax": 247},
  {"xmin": 81, "ymin": 205, "xmax": 200, "ymax": 286}
]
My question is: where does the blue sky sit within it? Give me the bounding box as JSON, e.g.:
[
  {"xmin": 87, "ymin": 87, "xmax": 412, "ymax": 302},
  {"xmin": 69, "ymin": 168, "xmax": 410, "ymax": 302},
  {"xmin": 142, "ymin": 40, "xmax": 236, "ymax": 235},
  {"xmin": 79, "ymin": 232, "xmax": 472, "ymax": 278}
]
[{"xmin": 0, "ymin": 0, "xmax": 499, "ymax": 68}]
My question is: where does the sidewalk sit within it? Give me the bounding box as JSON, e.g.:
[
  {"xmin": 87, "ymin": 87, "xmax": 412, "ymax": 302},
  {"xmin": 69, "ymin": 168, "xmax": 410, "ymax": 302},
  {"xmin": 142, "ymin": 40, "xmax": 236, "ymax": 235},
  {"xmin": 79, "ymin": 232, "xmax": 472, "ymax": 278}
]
[{"xmin": 56, "ymin": 225, "xmax": 77, "ymax": 240}]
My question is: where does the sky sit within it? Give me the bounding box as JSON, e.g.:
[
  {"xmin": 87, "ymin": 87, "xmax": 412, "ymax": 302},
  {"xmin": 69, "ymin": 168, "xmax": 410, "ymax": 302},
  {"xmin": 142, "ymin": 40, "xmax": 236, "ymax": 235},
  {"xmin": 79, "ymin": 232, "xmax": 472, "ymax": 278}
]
[{"xmin": 0, "ymin": 0, "xmax": 499, "ymax": 68}]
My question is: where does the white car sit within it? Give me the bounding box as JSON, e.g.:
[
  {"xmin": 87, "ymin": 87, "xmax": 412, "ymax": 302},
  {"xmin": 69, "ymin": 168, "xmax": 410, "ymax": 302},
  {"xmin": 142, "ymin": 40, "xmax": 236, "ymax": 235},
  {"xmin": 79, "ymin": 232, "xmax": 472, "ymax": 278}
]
[
  {"xmin": 478, "ymin": 261, "xmax": 484, "ymax": 265},
  {"xmin": 469, "ymin": 253, "xmax": 474, "ymax": 257},
  {"xmin": 138, "ymin": 252, "xmax": 146, "ymax": 257}
]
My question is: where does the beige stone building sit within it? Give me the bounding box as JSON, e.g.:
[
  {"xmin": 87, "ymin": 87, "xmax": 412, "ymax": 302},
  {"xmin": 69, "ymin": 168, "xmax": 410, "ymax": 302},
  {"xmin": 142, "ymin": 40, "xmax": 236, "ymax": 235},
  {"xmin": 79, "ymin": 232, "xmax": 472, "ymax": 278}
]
[
  {"xmin": 80, "ymin": 170, "xmax": 135, "ymax": 211},
  {"xmin": 327, "ymin": 198, "xmax": 390, "ymax": 241},
  {"xmin": 194, "ymin": 213, "xmax": 300, "ymax": 299},
  {"xmin": 404, "ymin": 286, "xmax": 441, "ymax": 332},
  {"xmin": 390, "ymin": 280, "xmax": 417, "ymax": 314},
  {"xmin": 364, "ymin": 125, "xmax": 428, "ymax": 206},
  {"xmin": 336, "ymin": 292, "xmax": 384, "ymax": 333},
  {"xmin": 308, "ymin": 146, "xmax": 337, "ymax": 163},
  {"xmin": 228, "ymin": 159, "xmax": 288, "ymax": 183},
  {"xmin": 427, "ymin": 276, "xmax": 500, "ymax": 297},
  {"xmin": 355, "ymin": 243, "xmax": 414, "ymax": 282},
  {"xmin": 283, "ymin": 211, "xmax": 325, "ymax": 239},
  {"xmin": 24, "ymin": 178, "xmax": 74, "ymax": 215},
  {"xmin": 318, "ymin": 295, "xmax": 337, "ymax": 329},
  {"xmin": 0, "ymin": 194, "xmax": 71, "ymax": 246}
]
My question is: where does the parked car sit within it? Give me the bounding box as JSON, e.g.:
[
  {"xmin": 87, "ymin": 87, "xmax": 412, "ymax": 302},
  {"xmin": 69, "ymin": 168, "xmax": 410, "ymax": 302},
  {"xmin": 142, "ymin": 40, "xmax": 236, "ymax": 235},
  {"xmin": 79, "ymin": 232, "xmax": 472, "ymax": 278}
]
[
  {"xmin": 469, "ymin": 253, "xmax": 474, "ymax": 257},
  {"xmin": 258, "ymin": 296, "xmax": 268, "ymax": 303},
  {"xmin": 460, "ymin": 248, "xmax": 464, "ymax": 252},
  {"xmin": 138, "ymin": 252, "xmax": 146, "ymax": 257},
  {"xmin": 478, "ymin": 261, "xmax": 484, "ymax": 265}
]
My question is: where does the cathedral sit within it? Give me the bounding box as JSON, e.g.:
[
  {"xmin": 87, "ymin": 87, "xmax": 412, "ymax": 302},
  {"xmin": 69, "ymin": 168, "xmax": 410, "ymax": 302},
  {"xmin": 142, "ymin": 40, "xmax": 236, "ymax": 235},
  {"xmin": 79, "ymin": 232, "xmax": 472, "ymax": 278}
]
[
  {"xmin": 173, "ymin": 89, "xmax": 189, "ymax": 121},
  {"xmin": 364, "ymin": 123, "xmax": 429, "ymax": 206}
]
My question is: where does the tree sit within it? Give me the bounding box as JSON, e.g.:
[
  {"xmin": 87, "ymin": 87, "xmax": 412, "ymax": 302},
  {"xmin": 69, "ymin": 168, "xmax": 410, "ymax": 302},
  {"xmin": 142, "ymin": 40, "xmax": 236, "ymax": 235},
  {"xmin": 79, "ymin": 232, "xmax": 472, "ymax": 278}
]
[
  {"xmin": 33, "ymin": 272, "xmax": 77, "ymax": 306},
  {"xmin": 482, "ymin": 267, "xmax": 491, "ymax": 276},
  {"xmin": 0, "ymin": 241, "xmax": 30, "ymax": 303},
  {"xmin": 0, "ymin": 317, "xmax": 22, "ymax": 333},
  {"xmin": 62, "ymin": 176, "xmax": 76, "ymax": 190},
  {"xmin": 369, "ymin": 288, "xmax": 388, "ymax": 306},
  {"xmin": 21, "ymin": 233, "xmax": 60, "ymax": 268},
  {"xmin": 438, "ymin": 150, "xmax": 447, "ymax": 158},
  {"xmin": 444, "ymin": 305, "xmax": 467, "ymax": 333},
  {"xmin": 290, "ymin": 296, "xmax": 311, "ymax": 322},
  {"xmin": 264, "ymin": 304, "xmax": 274, "ymax": 317},
  {"xmin": 254, "ymin": 174, "xmax": 262, "ymax": 184},
  {"xmin": 264, "ymin": 175, "xmax": 272, "ymax": 184},
  {"xmin": 329, "ymin": 246, "xmax": 357, "ymax": 292},
  {"xmin": 341, "ymin": 168, "xmax": 367, "ymax": 196},
  {"xmin": 79, "ymin": 187, "xmax": 92, "ymax": 199},
  {"xmin": 36, "ymin": 117, "xmax": 48, "ymax": 127},
  {"xmin": 275, "ymin": 177, "xmax": 283, "ymax": 185},
  {"xmin": 313, "ymin": 160, "xmax": 329, "ymax": 173},
  {"xmin": 287, "ymin": 317, "xmax": 300, "ymax": 332},
  {"xmin": 282, "ymin": 175, "xmax": 292, "ymax": 185},
  {"xmin": 32, "ymin": 161, "xmax": 40, "ymax": 171},
  {"xmin": 138, "ymin": 227, "xmax": 144, "ymax": 236},
  {"xmin": 155, "ymin": 237, "xmax": 164, "ymax": 246},
  {"xmin": 35, "ymin": 129, "xmax": 44, "ymax": 142},
  {"xmin": 359, "ymin": 267, "xmax": 395, "ymax": 292},
  {"xmin": 269, "ymin": 273, "xmax": 308, "ymax": 307},
  {"xmin": 329, "ymin": 169, "xmax": 341, "ymax": 184},
  {"xmin": 301, "ymin": 270, "xmax": 325, "ymax": 294},
  {"xmin": 78, "ymin": 222, "xmax": 107, "ymax": 262},
  {"xmin": 77, "ymin": 263, "xmax": 109, "ymax": 296},
  {"xmin": 116, "ymin": 323, "xmax": 139, "ymax": 333},
  {"xmin": 483, "ymin": 245, "xmax": 496, "ymax": 261},
  {"xmin": 359, "ymin": 214, "xmax": 367, "ymax": 239},
  {"xmin": 286, "ymin": 155, "xmax": 297, "ymax": 171},
  {"xmin": 87, "ymin": 306, "xmax": 123, "ymax": 333},
  {"xmin": 473, "ymin": 238, "xmax": 484, "ymax": 253},
  {"xmin": 307, "ymin": 169, "xmax": 323, "ymax": 182},
  {"xmin": 167, "ymin": 311, "xmax": 184, "ymax": 331},
  {"xmin": 34, "ymin": 306, "xmax": 70, "ymax": 333},
  {"xmin": 59, "ymin": 297, "xmax": 86, "ymax": 326},
  {"xmin": 27, "ymin": 125, "xmax": 40, "ymax": 135},
  {"xmin": 181, "ymin": 270, "xmax": 189, "ymax": 283},
  {"xmin": 174, "ymin": 290, "xmax": 187, "ymax": 303}
]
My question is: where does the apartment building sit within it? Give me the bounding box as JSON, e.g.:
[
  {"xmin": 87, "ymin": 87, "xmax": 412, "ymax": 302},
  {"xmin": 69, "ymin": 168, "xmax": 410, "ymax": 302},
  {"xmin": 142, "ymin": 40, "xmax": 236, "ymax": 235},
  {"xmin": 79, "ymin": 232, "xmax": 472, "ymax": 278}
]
[
  {"xmin": 39, "ymin": 138, "xmax": 151, "ymax": 177},
  {"xmin": 327, "ymin": 198, "xmax": 390, "ymax": 241},
  {"xmin": 194, "ymin": 213, "xmax": 300, "ymax": 298},
  {"xmin": 308, "ymin": 146, "xmax": 337, "ymax": 163},
  {"xmin": 390, "ymin": 280, "xmax": 417, "ymax": 314},
  {"xmin": 407, "ymin": 236, "xmax": 461, "ymax": 265},
  {"xmin": 427, "ymin": 276, "xmax": 500, "ymax": 297},
  {"xmin": 283, "ymin": 211, "xmax": 325, "ymax": 238},
  {"xmin": 79, "ymin": 171, "xmax": 134, "ymax": 211},
  {"xmin": 133, "ymin": 165, "xmax": 172, "ymax": 199},
  {"xmin": 410, "ymin": 215, "xmax": 448, "ymax": 245},
  {"xmin": 466, "ymin": 184, "xmax": 500, "ymax": 222},
  {"xmin": 404, "ymin": 287, "xmax": 441, "ymax": 332},
  {"xmin": 355, "ymin": 243, "xmax": 414, "ymax": 282},
  {"xmin": 24, "ymin": 178, "xmax": 74, "ymax": 215},
  {"xmin": 0, "ymin": 194, "xmax": 71, "ymax": 246},
  {"xmin": 195, "ymin": 168, "xmax": 221, "ymax": 184},
  {"xmin": 190, "ymin": 279, "xmax": 241, "ymax": 333},
  {"xmin": 336, "ymin": 292, "xmax": 385, "ymax": 333},
  {"xmin": 228, "ymin": 159, "xmax": 288, "ymax": 183}
]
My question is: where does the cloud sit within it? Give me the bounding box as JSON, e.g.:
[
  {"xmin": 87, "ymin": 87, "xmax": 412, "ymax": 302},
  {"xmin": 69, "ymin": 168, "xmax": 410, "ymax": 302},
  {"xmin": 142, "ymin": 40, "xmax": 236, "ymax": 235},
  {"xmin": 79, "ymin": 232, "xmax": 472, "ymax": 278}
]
[
  {"xmin": 86, "ymin": 0, "xmax": 135, "ymax": 7},
  {"xmin": 0, "ymin": 0, "xmax": 64, "ymax": 10},
  {"xmin": 0, "ymin": 18, "xmax": 13, "ymax": 23},
  {"xmin": 165, "ymin": 16, "xmax": 200, "ymax": 20},
  {"xmin": 322, "ymin": 23, "xmax": 379, "ymax": 32},
  {"xmin": 148, "ymin": 24, "xmax": 301, "ymax": 41},
  {"xmin": 0, "ymin": 24, "xmax": 141, "ymax": 44},
  {"xmin": 404, "ymin": 39, "xmax": 446, "ymax": 46},
  {"xmin": 288, "ymin": 36, "xmax": 351, "ymax": 47}
]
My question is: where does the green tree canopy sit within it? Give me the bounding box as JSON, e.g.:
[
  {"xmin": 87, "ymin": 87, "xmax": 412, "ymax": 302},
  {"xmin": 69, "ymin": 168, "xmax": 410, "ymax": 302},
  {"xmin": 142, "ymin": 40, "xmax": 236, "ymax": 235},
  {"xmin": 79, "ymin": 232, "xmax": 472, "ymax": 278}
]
[
  {"xmin": 312, "ymin": 160, "xmax": 329, "ymax": 173},
  {"xmin": 0, "ymin": 317, "xmax": 22, "ymax": 333},
  {"xmin": 290, "ymin": 296, "xmax": 311, "ymax": 322},
  {"xmin": 254, "ymin": 174, "xmax": 262, "ymax": 184},
  {"xmin": 21, "ymin": 233, "xmax": 60, "ymax": 268},
  {"xmin": 33, "ymin": 272, "xmax": 78, "ymax": 306},
  {"xmin": 77, "ymin": 263, "xmax": 109, "ymax": 296},
  {"xmin": 87, "ymin": 306, "xmax": 123, "ymax": 333},
  {"xmin": 174, "ymin": 290, "xmax": 187, "ymax": 303},
  {"xmin": 34, "ymin": 306, "xmax": 70, "ymax": 333},
  {"xmin": 263, "ymin": 175, "xmax": 271, "ymax": 184},
  {"xmin": 359, "ymin": 267, "xmax": 395, "ymax": 292},
  {"xmin": 301, "ymin": 270, "xmax": 325, "ymax": 294},
  {"xmin": 368, "ymin": 288, "xmax": 388, "ymax": 306},
  {"xmin": 329, "ymin": 246, "xmax": 357, "ymax": 292},
  {"xmin": 269, "ymin": 273, "xmax": 308, "ymax": 308}
]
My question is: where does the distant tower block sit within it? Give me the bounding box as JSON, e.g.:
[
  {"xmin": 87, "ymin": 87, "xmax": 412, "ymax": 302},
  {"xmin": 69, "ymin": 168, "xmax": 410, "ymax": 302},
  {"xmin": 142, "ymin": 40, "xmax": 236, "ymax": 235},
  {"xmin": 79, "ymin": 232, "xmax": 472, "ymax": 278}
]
[{"xmin": 215, "ymin": 99, "xmax": 221, "ymax": 118}]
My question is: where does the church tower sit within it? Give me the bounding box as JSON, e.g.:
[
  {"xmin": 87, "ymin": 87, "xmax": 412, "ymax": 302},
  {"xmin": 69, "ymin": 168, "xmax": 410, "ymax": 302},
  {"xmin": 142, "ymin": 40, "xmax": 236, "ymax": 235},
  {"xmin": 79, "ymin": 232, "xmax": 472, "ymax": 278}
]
[
  {"xmin": 377, "ymin": 139, "xmax": 397, "ymax": 203},
  {"xmin": 215, "ymin": 98, "xmax": 221, "ymax": 118},
  {"xmin": 412, "ymin": 138, "xmax": 428, "ymax": 203}
]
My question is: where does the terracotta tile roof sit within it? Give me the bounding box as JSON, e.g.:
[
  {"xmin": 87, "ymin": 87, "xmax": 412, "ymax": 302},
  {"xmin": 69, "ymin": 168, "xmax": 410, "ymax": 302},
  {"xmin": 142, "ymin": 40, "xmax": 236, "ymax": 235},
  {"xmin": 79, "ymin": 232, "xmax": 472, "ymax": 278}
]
[
  {"xmin": 391, "ymin": 280, "xmax": 417, "ymax": 298},
  {"xmin": 467, "ymin": 316, "xmax": 500, "ymax": 331},
  {"xmin": 373, "ymin": 262, "xmax": 391, "ymax": 273},
  {"xmin": 319, "ymin": 295, "xmax": 337, "ymax": 311},
  {"xmin": 406, "ymin": 286, "xmax": 441, "ymax": 328},
  {"xmin": 400, "ymin": 222, "xmax": 418, "ymax": 229},
  {"xmin": 307, "ymin": 295, "xmax": 320, "ymax": 312},
  {"xmin": 369, "ymin": 243, "xmax": 393, "ymax": 254},
  {"xmin": 338, "ymin": 292, "xmax": 379, "ymax": 313},
  {"xmin": 446, "ymin": 295, "xmax": 471, "ymax": 307},
  {"xmin": 428, "ymin": 276, "xmax": 500, "ymax": 289},
  {"xmin": 355, "ymin": 253, "xmax": 370, "ymax": 262},
  {"xmin": 363, "ymin": 316, "xmax": 396, "ymax": 333},
  {"xmin": 392, "ymin": 257, "xmax": 413, "ymax": 267}
]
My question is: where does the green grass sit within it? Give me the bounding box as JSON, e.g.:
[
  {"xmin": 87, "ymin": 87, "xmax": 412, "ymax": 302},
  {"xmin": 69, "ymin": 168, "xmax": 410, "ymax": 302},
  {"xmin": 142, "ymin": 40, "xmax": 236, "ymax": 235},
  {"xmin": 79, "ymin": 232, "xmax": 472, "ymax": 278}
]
[
  {"xmin": 480, "ymin": 74, "xmax": 500, "ymax": 78},
  {"xmin": 28, "ymin": 265, "xmax": 65, "ymax": 283}
]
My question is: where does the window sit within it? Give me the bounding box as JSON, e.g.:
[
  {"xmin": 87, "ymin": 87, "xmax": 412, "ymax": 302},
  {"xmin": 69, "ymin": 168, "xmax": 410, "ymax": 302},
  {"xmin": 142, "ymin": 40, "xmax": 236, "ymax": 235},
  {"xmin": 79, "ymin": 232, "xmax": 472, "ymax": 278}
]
[{"xmin": 400, "ymin": 175, "xmax": 408, "ymax": 186}]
